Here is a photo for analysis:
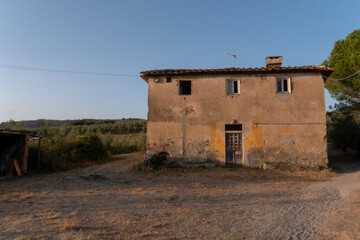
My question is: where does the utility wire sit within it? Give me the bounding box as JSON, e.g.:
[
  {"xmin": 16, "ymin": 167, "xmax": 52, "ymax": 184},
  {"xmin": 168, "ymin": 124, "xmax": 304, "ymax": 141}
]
[
  {"xmin": 0, "ymin": 64, "xmax": 140, "ymax": 77},
  {"xmin": 2, "ymin": 63, "xmax": 359, "ymax": 80},
  {"xmin": 324, "ymin": 69, "xmax": 360, "ymax": 81}
]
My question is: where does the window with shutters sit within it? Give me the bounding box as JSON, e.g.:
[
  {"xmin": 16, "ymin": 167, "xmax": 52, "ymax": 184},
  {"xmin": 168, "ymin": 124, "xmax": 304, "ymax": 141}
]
[
  {"xmin": 226, "ymin": 80, "xmax": 240, "ymax": 95},
  {"xmin": 276, "ymin": 78, "xmax": 291, "ymax": 93}
]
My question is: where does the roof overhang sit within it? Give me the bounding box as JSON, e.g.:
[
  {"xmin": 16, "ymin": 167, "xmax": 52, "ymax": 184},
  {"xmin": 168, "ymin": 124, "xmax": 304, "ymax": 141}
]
[
  {"xmin": 140, "ymin": 66, "xmax": 333, "ymax": 83},
  {"xmin": 0, "ymin": 129, "xmax": 36, "ymax": 137}
]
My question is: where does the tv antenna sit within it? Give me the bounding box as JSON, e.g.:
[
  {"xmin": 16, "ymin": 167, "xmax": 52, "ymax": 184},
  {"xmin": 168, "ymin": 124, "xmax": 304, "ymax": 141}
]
[{"xmin": 225, "ymin": 53, "xmax": 237, "ymax": 68}]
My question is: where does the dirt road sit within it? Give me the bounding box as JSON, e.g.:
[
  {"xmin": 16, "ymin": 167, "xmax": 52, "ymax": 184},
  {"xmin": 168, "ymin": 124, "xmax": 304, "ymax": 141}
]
[{"xmin": 0, "ymin": 149, "xmax": 359, "ymax": 239}]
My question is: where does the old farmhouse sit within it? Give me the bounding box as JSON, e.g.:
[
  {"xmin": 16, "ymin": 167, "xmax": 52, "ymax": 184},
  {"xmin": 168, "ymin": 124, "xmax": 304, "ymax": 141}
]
[{"xmin": 141, "ymin": 56, "xmax": 333, "ymax": 168}]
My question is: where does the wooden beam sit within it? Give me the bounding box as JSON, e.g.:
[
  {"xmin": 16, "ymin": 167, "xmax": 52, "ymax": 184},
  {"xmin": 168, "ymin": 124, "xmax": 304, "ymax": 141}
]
[
  {"xmin": 14, "ymin": 159, "xmax": 22, "ymax": 176},
  {"xmin": 22, "ymin": 138, "xmax": 30, "ymax": 173},
  {"xmin": 37, "ymin": 137, "xmax": 42, "ymax": 171}
]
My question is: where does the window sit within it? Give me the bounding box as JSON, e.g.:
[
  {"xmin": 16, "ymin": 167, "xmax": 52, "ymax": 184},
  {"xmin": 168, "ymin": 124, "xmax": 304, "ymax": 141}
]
[
  {"xmin": 179, "ymin": 80, "xmax": 191, "ymax": 95},
  {"xmin": 276, "ymin": 78, "xmax": 291, "ymax": 93},
  {"xmin": 166, "ymin": 77, "xmax": 172, "ymax": 83},
  {"xmin": 225, "ymin": 124, "xmax": 242, "ymax": 131},
  {"xmin": 226, "ymin": 80, "xmax": 240, "ymax": 94}
]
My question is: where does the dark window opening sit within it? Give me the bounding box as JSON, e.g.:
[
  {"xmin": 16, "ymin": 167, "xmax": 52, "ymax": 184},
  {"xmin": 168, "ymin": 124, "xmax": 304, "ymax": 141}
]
[
  {"xmin": 179, "ymin": 80, "xmax": 191, "ymax": 95},
  {"xmin": 233, "ymin": 81, "xmax": 238, "ymax": 93},
  {"xmin": 225, "ymin": 124, "xmax": 242, "ymax": 131},
  {"xmin": 166, "ymin": 77, "xmax": 172, "ymax": 83},
  {"xmin": 283, "ymin": 79, "xmax": 288, "ymax": 92}
]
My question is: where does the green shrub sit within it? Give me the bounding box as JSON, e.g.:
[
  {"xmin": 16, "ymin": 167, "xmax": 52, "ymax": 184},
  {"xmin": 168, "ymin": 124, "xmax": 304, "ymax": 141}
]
[
  {"xmin": 327, "ymin": 103, "xmax": 360, "ymax": 155},
  {"xmin": 75, "ymin": 134, "xmax": 107, "ymax": 161},
  {"xmin": 329, "ymin": 118, "xmax": 360, "ymax": 153},
  {"xmin": 101, "ymin": 133, "xmax": 146, "ymax": 154},
  {"xmin": 149, "ymin": 154, "xmax": 166, "ymax": 170},
  {"xmin": 28, "ymin": 134, "xmax": 108, "ymax": 172},
  {"xmin": 69, "ymin": 119, "xmax": 89, "ymax": 126},
  {"xmin": 28, "ymin": 139, "xmax": 74, "ymax": 172},
  {"xmin": 11, "ymin": 119, "xmax": 147, "ymax": 173}
]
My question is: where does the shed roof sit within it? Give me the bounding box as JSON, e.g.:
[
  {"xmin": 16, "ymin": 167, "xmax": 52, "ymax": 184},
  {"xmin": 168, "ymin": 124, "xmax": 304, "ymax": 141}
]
[
  {"xmin": 140, "ymin": 65, "xmax": 333, "ymax": 82},
  {"xmin": 0, "ymin": 129, "xmax": 36, "ymax": 137}
]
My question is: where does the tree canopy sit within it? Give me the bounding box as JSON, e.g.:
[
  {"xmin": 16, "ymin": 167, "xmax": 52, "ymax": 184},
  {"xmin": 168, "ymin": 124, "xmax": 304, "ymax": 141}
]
[
  {"xmin": 323, "ymin": 29, "xmax": 360, "ymax": 102},
  {"xmin": 324, "ymin": 30, "xmax": 360, "ymax": 155}
]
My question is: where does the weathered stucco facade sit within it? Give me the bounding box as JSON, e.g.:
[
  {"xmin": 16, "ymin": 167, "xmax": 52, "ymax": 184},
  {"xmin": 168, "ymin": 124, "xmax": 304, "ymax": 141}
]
[{"xmin": 141, "ymin": 57, "xmax": 333, "ymax": 168}]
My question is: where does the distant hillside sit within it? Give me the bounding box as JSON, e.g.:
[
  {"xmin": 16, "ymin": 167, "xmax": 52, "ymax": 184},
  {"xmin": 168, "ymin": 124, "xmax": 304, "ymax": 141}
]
[{"xmin": 0, "ymin": 118, "xmax": 145, "ymax": 129}]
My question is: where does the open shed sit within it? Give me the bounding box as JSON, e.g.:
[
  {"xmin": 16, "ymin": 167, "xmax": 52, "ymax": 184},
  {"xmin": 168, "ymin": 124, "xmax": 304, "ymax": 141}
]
[{"xmin": 0, "ymin": 129, "xmax": 37, "ymax": 177}]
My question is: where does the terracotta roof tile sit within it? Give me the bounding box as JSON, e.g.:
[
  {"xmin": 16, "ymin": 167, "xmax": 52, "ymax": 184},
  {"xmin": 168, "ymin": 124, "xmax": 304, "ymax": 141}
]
[{"xmin": 140, "ymin": 65, "xmax": 333, "ymax": 81}]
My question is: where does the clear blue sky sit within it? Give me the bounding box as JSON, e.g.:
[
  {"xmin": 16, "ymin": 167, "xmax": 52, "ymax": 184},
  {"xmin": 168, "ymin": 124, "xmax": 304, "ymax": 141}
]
[{"xmin": 0, "ymin": 0, "xmax": 359, "ymax": 122}]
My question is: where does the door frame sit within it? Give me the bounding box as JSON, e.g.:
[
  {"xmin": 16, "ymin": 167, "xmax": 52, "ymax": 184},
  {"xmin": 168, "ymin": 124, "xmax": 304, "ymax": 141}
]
[{"xmin": 225, "ymin": 129, "xmax": 243, "ymax": 166}]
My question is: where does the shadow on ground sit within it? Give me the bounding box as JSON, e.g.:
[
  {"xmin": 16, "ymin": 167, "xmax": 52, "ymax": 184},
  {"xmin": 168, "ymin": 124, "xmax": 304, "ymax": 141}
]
[{"xmin": 328, "ymin": 143, "xmax": 360, "ymax": 173}]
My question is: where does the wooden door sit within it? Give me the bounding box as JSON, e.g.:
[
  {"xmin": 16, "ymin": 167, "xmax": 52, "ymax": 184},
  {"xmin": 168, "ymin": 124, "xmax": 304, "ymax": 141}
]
[{"xmin": 225, "ymin": 133, "xmax": 242, "ymax": 165}]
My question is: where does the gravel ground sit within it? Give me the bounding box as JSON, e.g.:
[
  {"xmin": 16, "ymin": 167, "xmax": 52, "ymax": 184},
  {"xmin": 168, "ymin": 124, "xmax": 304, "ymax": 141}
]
[{"xmin": 0, "ymin": 147, "xmax": 359, "ymax": 240}]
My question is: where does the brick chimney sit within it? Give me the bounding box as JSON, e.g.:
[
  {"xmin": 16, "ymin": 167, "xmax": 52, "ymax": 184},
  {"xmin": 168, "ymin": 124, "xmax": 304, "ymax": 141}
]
[{"xmin": 265, "ymin": 56, "xmax": 283, "ymax": 68}]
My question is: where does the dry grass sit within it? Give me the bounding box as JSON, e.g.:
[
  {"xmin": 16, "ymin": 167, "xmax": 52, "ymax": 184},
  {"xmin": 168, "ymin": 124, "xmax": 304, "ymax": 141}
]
[
  {"xmin": 136, "ymin": 165, "xmax": 336, "ymax": 184},
  {"xmin": 320, "ymin": 190, "xmax": 360, "ymax": 239},
  {"xmin": 63, "ymin": 218, "xmax": 80, "ymax": 231},
  {"xmin": 0, "ymin": 153, "xmax": 342, "ymax": 239},
  {"xmin": 63, "ymin": 210, "xmax": 84, "ymax": 234}
]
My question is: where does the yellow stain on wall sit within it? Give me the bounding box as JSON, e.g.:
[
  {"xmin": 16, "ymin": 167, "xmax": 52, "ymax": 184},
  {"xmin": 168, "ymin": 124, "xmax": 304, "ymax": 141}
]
[
  {"xmin": 244, "ymin": 124, "xmax": 263, "ymax": 150},
  {"xmin": 210, "ymin": 121, "xmax": 225, "ymax": 161}
]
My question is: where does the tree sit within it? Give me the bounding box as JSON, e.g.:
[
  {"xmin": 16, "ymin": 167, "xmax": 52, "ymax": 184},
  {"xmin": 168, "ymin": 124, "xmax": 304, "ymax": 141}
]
[
  {"xmin": 327, "ymin": 102, "xmax": 360, "ymax": 154},
  {"xmin": 45, "ymin": 119, "xmax": 53, "ymax": 127},
  {"xmin": 324, "ymin": 30, "xmax": 360, "ymax": 155},
  {"xmin": 1, "ymin": 118, "xmax": 23, "ymax": 130},
  {"xmin": 323, "ymin": 29, "xmax": 360, "ymax": 102}
]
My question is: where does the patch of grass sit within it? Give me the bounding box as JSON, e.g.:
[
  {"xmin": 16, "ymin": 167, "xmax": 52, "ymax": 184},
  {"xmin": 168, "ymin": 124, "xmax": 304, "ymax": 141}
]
[
  {"xmin": 22, "ymin": 121, "xmax": 146, "ymax": 173},
  {"xmin": 132, "ymin": 161, "xmax": 144, "ymax": 171},
  {"xmin": 28, "ymin": 134, "xmax": 108, "ymax": 173},
  {"xmin": 63, "ymin": 218, "xmax": 81, "ymax": 231},
  {"xmin": 101, "ymin": 133, "xmax": 146, "ymax": 155},
  {"xmin": 79, "ymin": 174, "xmax": 109, "ymax": 181},
  {"xmin": 118, "ymin": 180, "xmax": 135, "ymax": 184}
]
